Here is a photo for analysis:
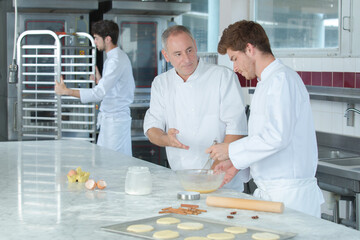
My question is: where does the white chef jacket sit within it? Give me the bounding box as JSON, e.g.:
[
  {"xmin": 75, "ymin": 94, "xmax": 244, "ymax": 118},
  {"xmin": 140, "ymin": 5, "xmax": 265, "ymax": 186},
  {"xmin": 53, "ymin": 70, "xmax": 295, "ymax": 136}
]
[
  {"xmin": 229, "ymin": 59, "xmax": 324, "ymax": 217},
  {"xmin": 80, "ymin": 47, "xmax": 135, "ymax": 155},
  {"xmin": 144, "ymin": 59, "xmax": 249, "ymax": 189}
]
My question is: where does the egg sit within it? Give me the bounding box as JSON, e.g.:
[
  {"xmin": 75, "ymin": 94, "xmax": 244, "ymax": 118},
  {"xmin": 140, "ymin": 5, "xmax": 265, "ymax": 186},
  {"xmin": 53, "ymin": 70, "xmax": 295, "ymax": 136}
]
[
  {"xmin": 85, "ymin": 179, "xmax": 97, "ymax": 190},
  {"xmin": 97, "ymin": 180, "xmax": 107, "ymax": 190},
  {"xmin": 67, "ymin": 169, "xmax": 77, "ymax": 177}
]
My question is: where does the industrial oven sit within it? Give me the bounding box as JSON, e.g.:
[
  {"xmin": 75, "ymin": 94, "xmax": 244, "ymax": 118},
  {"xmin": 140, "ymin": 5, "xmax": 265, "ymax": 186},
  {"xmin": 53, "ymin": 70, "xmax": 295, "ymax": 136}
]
[{"xmin": 1, "ymin": 0, "xmax": 98, "ymax": 141}]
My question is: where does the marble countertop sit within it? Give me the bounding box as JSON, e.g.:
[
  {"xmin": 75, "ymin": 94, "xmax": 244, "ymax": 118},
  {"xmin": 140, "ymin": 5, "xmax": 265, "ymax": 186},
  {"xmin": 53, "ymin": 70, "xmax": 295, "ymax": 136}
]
[{"xmin": 1, "ymin": 140, "xmax": 359, "ymax": 240}]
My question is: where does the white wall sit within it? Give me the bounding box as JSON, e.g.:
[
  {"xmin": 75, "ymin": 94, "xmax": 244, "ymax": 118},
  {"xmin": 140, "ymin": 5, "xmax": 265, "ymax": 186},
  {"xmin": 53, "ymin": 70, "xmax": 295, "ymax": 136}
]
[{"xmin": 281, "ymin": 57, "xmax": 360, "ymax": 137}]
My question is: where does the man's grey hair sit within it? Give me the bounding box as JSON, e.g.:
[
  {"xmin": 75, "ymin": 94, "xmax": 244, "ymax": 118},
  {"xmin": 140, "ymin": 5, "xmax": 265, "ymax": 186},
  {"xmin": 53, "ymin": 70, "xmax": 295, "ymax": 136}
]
[{"xmin": 161, "ymin": 25, "xmax": 194, "ymax": 51}]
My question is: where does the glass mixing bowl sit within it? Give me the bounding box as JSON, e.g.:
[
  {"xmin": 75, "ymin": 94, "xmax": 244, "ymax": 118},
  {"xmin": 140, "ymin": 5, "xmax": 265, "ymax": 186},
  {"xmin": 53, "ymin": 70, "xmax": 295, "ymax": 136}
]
[{"xmin": 175, "ymin": 169, "xmax": 225, "ymax": 194}]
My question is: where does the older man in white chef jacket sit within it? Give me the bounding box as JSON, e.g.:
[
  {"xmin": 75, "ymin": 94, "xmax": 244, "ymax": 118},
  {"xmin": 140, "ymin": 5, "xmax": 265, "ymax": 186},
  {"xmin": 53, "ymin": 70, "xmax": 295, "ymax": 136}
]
[
  {"xmin": 143, "ymin": 25, "xmax": 249, "ymax": 191},
  {"xmin": 207, "ymin": 20, "xmax": 324, "ymax": 217},
  {"xmin": 55, "ymin": 20, "xmax": 135, "ymax": 156}
]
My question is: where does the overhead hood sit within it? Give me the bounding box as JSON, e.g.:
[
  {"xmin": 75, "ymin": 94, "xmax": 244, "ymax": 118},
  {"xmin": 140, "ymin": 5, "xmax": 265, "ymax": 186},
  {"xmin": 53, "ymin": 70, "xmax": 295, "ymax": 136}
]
[
  {"xmin": 107, "ymin": 0, "xmax": 191, "ymax": 16},
  {"xmin": 13, "ymin": 0, "xmax": 99, "ymax": 13}
]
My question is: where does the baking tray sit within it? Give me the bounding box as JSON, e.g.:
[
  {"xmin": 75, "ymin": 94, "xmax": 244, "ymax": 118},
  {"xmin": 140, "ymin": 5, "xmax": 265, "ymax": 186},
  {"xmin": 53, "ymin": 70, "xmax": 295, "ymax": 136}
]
[{"xmin": 101, "ymin": 214, "xmax": 297, "ymax": 239}]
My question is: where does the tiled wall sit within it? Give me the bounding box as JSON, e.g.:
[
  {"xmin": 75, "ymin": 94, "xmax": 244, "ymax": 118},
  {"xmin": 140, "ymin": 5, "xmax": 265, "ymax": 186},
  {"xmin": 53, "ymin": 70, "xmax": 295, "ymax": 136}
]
[{"xmin": 238, "ymin": 57, "xmax": 360, "ymax": 137}]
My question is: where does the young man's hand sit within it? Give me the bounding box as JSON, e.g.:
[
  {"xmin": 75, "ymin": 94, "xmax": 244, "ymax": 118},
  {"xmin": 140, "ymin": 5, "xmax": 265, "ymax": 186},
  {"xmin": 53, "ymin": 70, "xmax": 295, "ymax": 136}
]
[{"xmin": 55, "ymin": 76, "xmax": 68, "ymax": 95}]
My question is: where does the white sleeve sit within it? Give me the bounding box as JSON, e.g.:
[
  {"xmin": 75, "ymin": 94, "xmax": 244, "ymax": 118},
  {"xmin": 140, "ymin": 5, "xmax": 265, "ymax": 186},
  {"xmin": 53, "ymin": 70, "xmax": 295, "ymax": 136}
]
[
  {"xmin": 220, "ymin": 71, "xmax": 248, "ymax": 136},
  {"xmin": 79, "ymin": 58, "xmax": 121, "ymax": 103},
  {"xmin": 143, "ymin": 77, "xmax": 166, "ymax": 136},
  {"xmin": 229, "ymin": 73, "xmax": 296, "ymax": 169}
]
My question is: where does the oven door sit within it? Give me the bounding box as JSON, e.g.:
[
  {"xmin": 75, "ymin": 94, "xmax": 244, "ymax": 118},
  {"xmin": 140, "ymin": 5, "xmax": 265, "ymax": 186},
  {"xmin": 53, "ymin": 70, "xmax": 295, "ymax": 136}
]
[{"xmin": 104, "ymin": 15, "xmax": 167, "ymax": 88}]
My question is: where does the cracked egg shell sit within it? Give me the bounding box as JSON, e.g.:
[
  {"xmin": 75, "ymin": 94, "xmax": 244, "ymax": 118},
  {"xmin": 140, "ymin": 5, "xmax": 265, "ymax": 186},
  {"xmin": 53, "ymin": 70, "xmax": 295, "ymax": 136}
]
[
  {"xmin": 85, "ymin": 179, "xmax": 97, "ymax": 190},
  {"xmin": 97, "ymin": 180, "xmax": 107, "ymax": 190}
]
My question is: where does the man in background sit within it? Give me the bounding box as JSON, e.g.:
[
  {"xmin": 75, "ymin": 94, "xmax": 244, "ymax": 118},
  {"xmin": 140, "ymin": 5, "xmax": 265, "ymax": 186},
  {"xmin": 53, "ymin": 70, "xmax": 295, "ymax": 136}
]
[{"xmin": 55, "ymin": 20, "xmax": 135, "ymax": 156}]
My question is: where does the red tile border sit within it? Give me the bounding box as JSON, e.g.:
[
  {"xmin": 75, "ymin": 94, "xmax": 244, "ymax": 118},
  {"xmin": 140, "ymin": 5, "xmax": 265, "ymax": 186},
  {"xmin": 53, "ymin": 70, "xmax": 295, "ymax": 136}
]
[
  {"xmin": 344, "ymin": 72, "xmax": 355, "ymax": 88},
  {"xmin": 302, "ymin": 72, "xmax": 311, "ymax": 85},
  {"xmin": 321, "ymin": 72, "xmax": 332, "ymax": 87},
  {"xmin": 251, "ymin": 78, "xmax": 258, "ymax": 87},
  {"xmin": 236, "ymin": 72, "xmax": 247, "ymax": 87},
  {"xmin": 312, "ymin": 72, "xmax": 322, "ymax": 86},
  {"xmin": 237, "ymin": 70, "xmax": 360, "ymax": 89},
  {"xmin": 356, "ymin": 73, "xmax": 360, "ymax": 88},
  {"xmin": 333, "ymin": 72, "xmax": 344, "ymax": 87}
]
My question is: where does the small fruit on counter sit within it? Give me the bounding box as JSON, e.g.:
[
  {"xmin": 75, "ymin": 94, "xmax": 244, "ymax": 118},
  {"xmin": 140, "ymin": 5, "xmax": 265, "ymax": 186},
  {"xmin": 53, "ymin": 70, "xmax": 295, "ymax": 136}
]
[
  {"xmin": 68, "ymin": 169, "xmax": 77, "ymax": 176},
  {"xmin": 66, "ymin": 167, "xmax": 90, "ymax": 183},
  {"xmin": 97, "ymin": 180, "xmax": 107, "ymax": 190},
  {"xmin": 85, "ymin": 179, "xmax": 97, "ymax": 190}
]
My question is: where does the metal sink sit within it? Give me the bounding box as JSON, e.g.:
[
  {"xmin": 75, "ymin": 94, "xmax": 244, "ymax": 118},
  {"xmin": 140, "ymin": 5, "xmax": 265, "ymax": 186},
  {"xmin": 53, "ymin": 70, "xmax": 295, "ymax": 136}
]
[
  {"xmin": 318, "ymin": 145, "xmax": 360, "ymax": 160},
  {"xmin": 317, "ymin": 145, "xmax": 360, "ymax": 181},
  {"xmin": 316, "ymin": 132, "xmax": 360, "ymax": 230}
]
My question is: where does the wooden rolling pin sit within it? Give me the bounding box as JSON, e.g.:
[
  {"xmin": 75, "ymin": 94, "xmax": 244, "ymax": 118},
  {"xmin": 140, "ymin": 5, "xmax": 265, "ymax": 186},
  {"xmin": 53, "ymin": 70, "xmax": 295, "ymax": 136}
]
[{"xmin": 206, "ymin": 196, "xmax": 284, "ymax": 213}]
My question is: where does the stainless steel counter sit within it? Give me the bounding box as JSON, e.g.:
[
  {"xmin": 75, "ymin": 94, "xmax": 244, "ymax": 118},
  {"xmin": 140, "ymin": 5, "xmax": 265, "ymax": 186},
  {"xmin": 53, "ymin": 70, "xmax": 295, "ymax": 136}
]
[
  {"xmin": 316, "ymin": 132, "xmax": 360, "ymax": 229},
  {"xmin": 1, "ymin": 140, "xmax": 360, "ymax": 239}
]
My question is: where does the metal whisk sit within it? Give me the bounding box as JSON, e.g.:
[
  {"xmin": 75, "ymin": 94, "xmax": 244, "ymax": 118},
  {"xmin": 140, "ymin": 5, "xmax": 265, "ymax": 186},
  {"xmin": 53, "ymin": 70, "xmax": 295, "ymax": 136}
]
[{"xmin": 202, "ymin": 140, "xmax": 218, "ymax": 169}]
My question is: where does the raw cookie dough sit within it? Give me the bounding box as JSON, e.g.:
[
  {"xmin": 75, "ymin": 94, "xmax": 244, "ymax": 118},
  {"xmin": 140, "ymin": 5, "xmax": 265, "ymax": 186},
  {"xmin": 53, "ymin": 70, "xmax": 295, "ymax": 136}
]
[
  {"xmin": 207, "ymin": 233, "xmax": 235, "ymax": 240},
  {"xmin": 126, "ymin": 224, "xmax": 154, "ymax": 233},
  {"xmin": 224, "ymin": 226, "xmax": 248, "ymax": 234},
  {"xmin": 177, "ymin": 222, "xmax": 204, "ymax": 230},
  {"xmin": 184, "ymin": 237, "xmax": 209, "ymax": 240},
  {"xmin": 252, "ymin": 232, "xmax": 280, "ymax": 240},
  {"xmin": 156, "ymin": 217, "xmax": 181, "ymax": 225},
  {"xmin": 153, "ymin": 230, "xmax": 180, "ymax": 239}
]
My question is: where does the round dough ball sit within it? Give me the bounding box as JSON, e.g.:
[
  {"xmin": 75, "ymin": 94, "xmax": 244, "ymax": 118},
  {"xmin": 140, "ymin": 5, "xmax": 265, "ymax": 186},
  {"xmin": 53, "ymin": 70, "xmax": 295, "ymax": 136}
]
[
  {"xmin": 156, "ymin": 217, "xmax": 181, "ymax": 225},
  {"xmin": 153, "ymin": 230, "xmax": 180, "ymax": 239},
  {"xmin": 207, "ymin": 233, "xmax": 235, "ymax": 240},
  {"xmin": 224, "ymin": 226, "xmax": 248, "ymax": 234},
  {"xmin": 177, "ymin": 222, "xmax": 204, "ymax": 230},
  {"xmin": 127, "ymin": 224, "xmax": 154, "ymax": 233},
  {"xmin": 184, "ymin": 237, "xmax": 209, "ymax": 240},
  {"xmin": 252, "ymin": 232, "xmax": 280, "ymax": 240}
]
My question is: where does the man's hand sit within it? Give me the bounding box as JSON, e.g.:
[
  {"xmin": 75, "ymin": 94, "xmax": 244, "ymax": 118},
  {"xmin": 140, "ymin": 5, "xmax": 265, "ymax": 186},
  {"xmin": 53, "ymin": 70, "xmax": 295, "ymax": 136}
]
[
  {"xmin": 90, "ymin": 66, "xmax": 101, "ymax": 84},
  {"xmin": 55, "ymin": 76, "xmax": 68, "ymax": 95},
  {"xmin": 214, "ymin": 160, "xmax": 239, "ymax": 188},
  {"xmin": 167, "ymin": 128, "xmax": 189, "ymax": 150},
  {"xmin": 54, "ymin": 76, "xmax": 80, "ymax": 98},
  {"xmin": 205, "ymin": 142, "xmax": 230, "ymax": 161}
]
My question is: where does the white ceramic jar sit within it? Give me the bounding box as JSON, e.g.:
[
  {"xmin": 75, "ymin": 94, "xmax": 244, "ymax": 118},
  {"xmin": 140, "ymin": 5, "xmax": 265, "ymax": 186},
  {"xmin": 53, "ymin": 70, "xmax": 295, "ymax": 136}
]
[{"xmin": 125, "ymin": 166, "xmax": 152, "ymax": 195}]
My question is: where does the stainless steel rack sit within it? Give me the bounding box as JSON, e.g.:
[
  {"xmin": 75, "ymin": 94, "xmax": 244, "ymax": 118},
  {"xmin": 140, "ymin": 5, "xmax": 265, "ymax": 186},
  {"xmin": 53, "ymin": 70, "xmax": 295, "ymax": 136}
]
[{"xmin": 16, "ymin": 30, "xmax": 96, "ymax": 142}]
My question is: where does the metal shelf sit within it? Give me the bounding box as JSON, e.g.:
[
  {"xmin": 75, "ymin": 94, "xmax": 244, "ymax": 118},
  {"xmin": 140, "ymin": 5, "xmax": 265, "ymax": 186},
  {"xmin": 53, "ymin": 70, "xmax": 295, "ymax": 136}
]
[
  {"xmin": 306, "ymin": 86, "xmax": 360, "ymax": 104},
  {"xmin": 249, "ymin": 86, "xmax": 360, "ymax": 104}
]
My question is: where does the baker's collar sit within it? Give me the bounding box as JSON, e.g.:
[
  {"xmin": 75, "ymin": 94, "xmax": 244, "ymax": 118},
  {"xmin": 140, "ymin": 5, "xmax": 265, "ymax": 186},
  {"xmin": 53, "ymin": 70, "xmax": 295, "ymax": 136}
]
[
  {"xmin": 106, "ymin": 47, "xmax": 118, "ymax": 58},
  {"xmin": 260, "ymin": 59, "xmax": 280, "ymax": 82},
  {"xmin": 184, "ymin": 58, "xmax": 203, "ymax": 82}
]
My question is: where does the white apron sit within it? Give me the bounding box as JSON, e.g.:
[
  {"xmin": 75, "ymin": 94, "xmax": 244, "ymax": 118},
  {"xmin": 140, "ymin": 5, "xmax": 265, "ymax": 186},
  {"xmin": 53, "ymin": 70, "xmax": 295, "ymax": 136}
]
[
  {"xmin": 97, "ymin": 112, "xmax": 132, "ymax": 156},
  {"xmin": 253, "ymin": 178, "xmax": 324, "ymax": 217}
]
